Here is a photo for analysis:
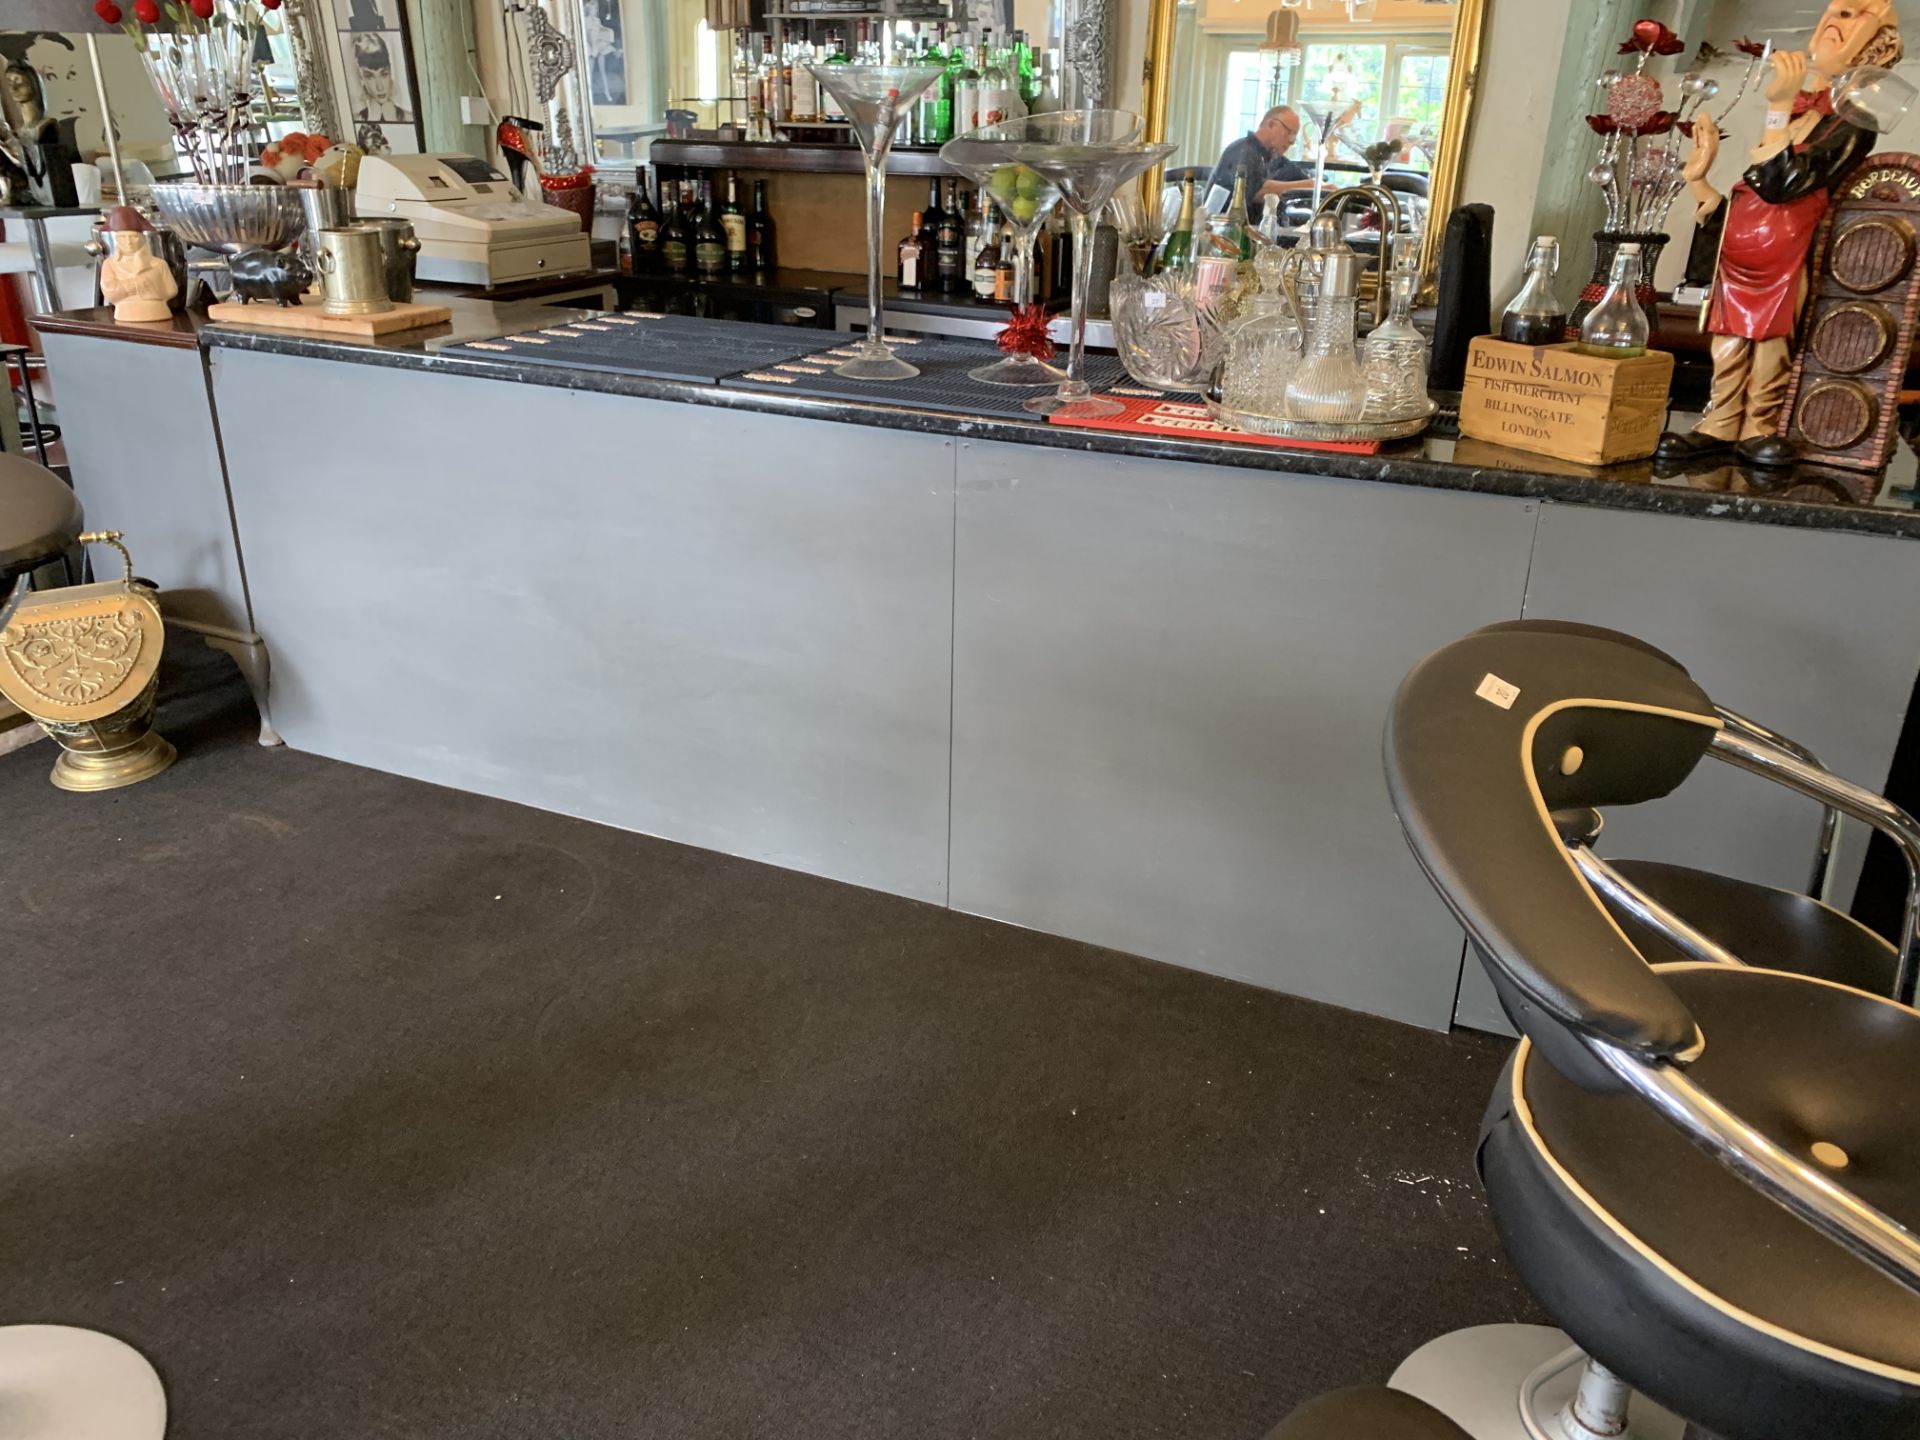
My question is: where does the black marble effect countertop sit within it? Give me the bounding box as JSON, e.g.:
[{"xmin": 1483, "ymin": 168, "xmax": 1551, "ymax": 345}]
[{"xmin": 181, "ymin": 296, "xmax": 1920, "ymax": 541}]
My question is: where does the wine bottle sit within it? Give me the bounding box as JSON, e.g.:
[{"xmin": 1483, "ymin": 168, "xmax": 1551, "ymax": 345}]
[
  {"xmin": 695, "ymin": 177, "xmax": 728, "ymax": 278},
  {"xmin": 993, "ymin": 226, "xmax": 1015, "ymax": 301},
  {"xmin": 899, "ymin": 211, "xmax": 926, "ymax": 290},
  {"xmin": 746, "ymin": 179, "xmax": 775, "ymax": 273},
  {"xmin": 1221, "ymin": 174, "xmax": 1252, "ymax": 263},
  {"xmin": 721, "ymin": 171, "xmax": 747, "ymax": 273},
  {"xmin": 1161, "ymin": 176, "xmax": 1195, "ymax": 271},
  {"xmin": 936, "ymin": 179, "xmax": 966, "ymax": 292},
  {"xmin": 922, "ymin": 178, "xmax": 946, "ymax": 249},
  {"xmin": 626, "ymin": 166, "xmax": 662, "ymax": 273}
]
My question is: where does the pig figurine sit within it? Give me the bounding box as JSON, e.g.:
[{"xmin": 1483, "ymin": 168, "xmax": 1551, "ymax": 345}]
[{"xmin": 228, "ymin": 247, "xmax": 312, "ymax": 306}]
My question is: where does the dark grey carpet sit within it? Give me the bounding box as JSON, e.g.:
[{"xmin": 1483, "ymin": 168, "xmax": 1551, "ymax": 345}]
[{"xmin": 0, "ymin": 643, "xmax": 1534, "ymax": 1440}]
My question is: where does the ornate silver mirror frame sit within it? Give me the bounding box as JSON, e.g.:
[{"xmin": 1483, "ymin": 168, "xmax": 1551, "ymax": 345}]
[{"xmin": 281, "ymin": 0, "xmax": 343, "ymax": 139}]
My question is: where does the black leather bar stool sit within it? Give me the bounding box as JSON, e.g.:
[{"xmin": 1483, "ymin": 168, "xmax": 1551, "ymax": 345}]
[{"xmin": 1268, "ymin": 621, "xmax": 1920, "ymax": 1440}]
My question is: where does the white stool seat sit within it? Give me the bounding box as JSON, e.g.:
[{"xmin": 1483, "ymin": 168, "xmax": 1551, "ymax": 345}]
[{"xmin": 0, "ymin": 1324, "xmax": 166, "ymax": 1439}]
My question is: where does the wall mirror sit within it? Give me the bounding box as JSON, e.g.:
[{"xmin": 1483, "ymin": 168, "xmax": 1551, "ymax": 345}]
[{"xmin": 1141, "ymin": 0, "xmax": 1484, "ymax": 286}]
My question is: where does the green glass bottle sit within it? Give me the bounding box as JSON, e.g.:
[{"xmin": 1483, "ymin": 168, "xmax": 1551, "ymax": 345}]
[
  {"xmin": 1222, "ymin": 174, "xmax": 1253, "ymax": 263},
  {"xmin": 1160, "ymin": 176, "xmax": 1195, "ymax": 272}
]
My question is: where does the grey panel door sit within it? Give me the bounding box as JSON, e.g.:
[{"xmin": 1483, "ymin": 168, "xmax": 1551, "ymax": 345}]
[
  {"xmin": 44, "ymin": 333, "xmax": 252, "ymax": 633},
  {"xmin": 949, "ymin": 438, "xmax": 1539, "ymax": 1029},
  {"xmin": 211, "ymin": 349, "xmax": 958, "ymax": 904},
  {"xmin": 1456, "ymin": 500, "xmax": 1920, "ymax": 1032}
]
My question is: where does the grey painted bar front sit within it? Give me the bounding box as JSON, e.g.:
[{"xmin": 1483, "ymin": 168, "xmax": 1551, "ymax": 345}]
[
  {"xmin": 180, "ymin": 344, "xmax": 1920, "ymax": 1031},
  {"xmin": 211, "ymin": 349, "xmax": 957, "ymax": 906}
]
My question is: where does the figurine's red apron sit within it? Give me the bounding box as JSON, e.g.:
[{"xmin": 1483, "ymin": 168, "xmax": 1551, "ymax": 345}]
[{"xmin": 1707, "ymin": 92, "xmax": 1835, "ymax": 342}]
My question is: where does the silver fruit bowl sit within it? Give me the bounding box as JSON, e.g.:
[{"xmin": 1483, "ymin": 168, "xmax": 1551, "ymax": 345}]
[{"xmin": 148, "ymin": 182, "xmax": 306, "ymax": 255}]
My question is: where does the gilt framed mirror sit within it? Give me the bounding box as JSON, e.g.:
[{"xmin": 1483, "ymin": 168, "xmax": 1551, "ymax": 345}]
[{"xmin": 1139, "ymin": 0, "xmax": 1485, "ymax": 293}]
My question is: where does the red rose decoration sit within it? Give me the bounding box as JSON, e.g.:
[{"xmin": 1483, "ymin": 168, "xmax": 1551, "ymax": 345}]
[
  {"xmin": 133, "ymin": 0, "xmax": 159, "ymax": 21},
  {"xmin": 93, "ymin": 0, "xmax": 123, "ymax": 21},
  {"xmin": 1642, "ymin": 111, "xmax": 1678, "ymax": 137},
  {"xmin": 261, "ymin": 0, "xmax": 282, "ymax": 9},
  {"xmin": 1586, "ymin": 115, "xmax": 1619, "ymax": 135},
  {"xmin": 189, "ymin": 0, "xmax": 214, "ymax": 16},
  {"xmin": 1618, "ymin": 19, "xmax": 1684, "ymax": 56},
  {"xmin": 1737, "ymin": 37, "xmax": 1768, "ymax": 59}
]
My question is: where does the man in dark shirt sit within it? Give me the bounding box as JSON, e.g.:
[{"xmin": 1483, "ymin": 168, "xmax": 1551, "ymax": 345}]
[{"xmin": 1207, "ymin": 106, "xmax": 1314, "ymax": 209}]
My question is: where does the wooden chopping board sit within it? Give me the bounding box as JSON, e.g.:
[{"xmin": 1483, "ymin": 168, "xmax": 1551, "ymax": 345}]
[{"xmin": 206, "ymin": 298, "xmax": 452, "ymax": 337}]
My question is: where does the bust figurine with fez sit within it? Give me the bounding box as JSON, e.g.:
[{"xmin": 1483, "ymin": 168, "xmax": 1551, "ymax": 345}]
[{"xmin": 1657, "ymin": 0, "xmax": 1904, "ymax": 468}]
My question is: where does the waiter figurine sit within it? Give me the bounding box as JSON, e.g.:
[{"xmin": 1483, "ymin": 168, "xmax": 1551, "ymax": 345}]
[{"xmin": 1656, "ymin": 0, "xmax": 1903, "ymax": 468}]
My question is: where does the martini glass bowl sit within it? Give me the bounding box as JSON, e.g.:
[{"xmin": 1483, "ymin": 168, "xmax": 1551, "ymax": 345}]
[
  {"xmin": 806, "ymin": 62, "xmax": 946, "ymax": 380},
  {"xmin": 937, "ymin": 141, "xmax": 1067, "ymax": 385},
  {"xmin": 948, "ymin": 111, "xmax": 1174, "ymax": 419}
]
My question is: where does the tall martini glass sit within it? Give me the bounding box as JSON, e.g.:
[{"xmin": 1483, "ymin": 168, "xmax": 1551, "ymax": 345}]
[
  {"xmin": 948, "ymin": 111, "xmax": 1174, "ymax": 419},
  {"xmin": 938, "ymin": 137, "xmax": 1067, "ymax": 385},
  {"xmin": 806, "ymin": 62, "xmax": 946, "ymax": 380}
]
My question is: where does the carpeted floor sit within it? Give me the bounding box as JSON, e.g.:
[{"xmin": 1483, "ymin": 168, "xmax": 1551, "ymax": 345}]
[{"xmin": 0, "ymin": 643, "xmax": 1534, "ymax": 1440}]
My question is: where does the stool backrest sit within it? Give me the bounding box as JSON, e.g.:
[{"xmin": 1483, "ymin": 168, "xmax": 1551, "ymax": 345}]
[{"xmin": 1384, "ymin": 621, "xmax": 1721, "ymax": 1078}]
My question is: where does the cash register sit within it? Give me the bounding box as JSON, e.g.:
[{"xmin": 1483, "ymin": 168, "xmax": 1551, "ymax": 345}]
[{"xmin": 353, "ymin": 153, "xmax": 592, "ymax": 288}]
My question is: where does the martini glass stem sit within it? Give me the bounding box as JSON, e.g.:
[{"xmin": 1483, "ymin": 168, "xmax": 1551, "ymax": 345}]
[
  {"xmin": 1015, "ymin": 228, "xmax": 1034, "ymax": 304},
  {"xmin": 864, "ymin": 155, "xmax": 888, "ymax": 350},
  {"xmin": 1060, "ymin": 209, "xmax": 1097, "ymax": 401}
]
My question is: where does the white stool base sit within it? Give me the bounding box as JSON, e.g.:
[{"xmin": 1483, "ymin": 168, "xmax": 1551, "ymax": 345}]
[
  {"xmin": 1390, "ymin": 1324, "xmax": 1683, "ymax": 1440},
  {"xmin": 0, "ymin": 1324, "xmax": 166, "ymax": 1439}
]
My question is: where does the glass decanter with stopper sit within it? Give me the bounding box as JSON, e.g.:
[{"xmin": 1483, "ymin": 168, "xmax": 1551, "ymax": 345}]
[
  {"xmin": 1216, "ymin": 242, "xmax": 1305, "ymax": 418},
  {"xmin": 1284, "ymin": 248, "xmax": 1369, "ymax": 424},
  {"xmin": 1500, "ymin": 235, "xmax": 1566, "ymax": 345},
  {"xmin": 1576, "ymin": 242, "xmax": 1649, "ymax": 359},
  {"xmin": 1362, "ymin": 260, "xmax": 1429, "ymax": 423}
]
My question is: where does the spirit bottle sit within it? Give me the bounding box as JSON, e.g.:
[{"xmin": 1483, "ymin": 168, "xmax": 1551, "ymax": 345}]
[
  {"xmin": 626, "ymin": 166, "xmax": 661, "ymax": 273},
  {"xmin": 898, "ymin": 212, "xmax": 926, "ymax": 290},
  {"xmin": 659, "ymin": 186, "xmax": 691, "ymax": 275},
  {"xmin": 935, "ymin": 179, "xmax": 966, "ymax": 292},
  {"xmin": 790, "ymin": 41, "xmax": 820, "ymax": 123},
  {"xmin": 972, "ymin": 222, "xmax": 1001, "ymax": 298},
  {"xmin": 694, "ymin": 177, "xmax": 728, "ymax": 278},
  {"xmin": 721, "ymin": 171, "xmax": 747, "ymax": 272},
  {"xmin": 746, "ymin": 179, "xmax": 775, "ymax": 272}
]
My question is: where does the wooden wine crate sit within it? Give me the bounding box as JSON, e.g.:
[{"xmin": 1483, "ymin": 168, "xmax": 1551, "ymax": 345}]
[{"xmin": 1459, "ymin": 337, "xmax": 1675, "ymax": 467}]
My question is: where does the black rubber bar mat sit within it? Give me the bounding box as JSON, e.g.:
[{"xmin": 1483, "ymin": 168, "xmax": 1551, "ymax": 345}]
[
  {"xmin": 723, "ymin": 335, "xmax": 1141, "ymax": 417},
  {"xmin": 440, "ymin": 312, "xmax": 841, "ymax": 384}
]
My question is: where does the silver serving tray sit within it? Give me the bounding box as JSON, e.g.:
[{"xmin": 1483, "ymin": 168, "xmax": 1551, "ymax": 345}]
[{"xmin": 1205, "ymin": 398, "xmax": 1438, "ymax": 443}]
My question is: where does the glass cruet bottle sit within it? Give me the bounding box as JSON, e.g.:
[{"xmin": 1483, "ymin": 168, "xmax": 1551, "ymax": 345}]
[
  {"xmin": 1500, "ymin": 235, "xmax": 1567, "ymax": 346},
  {"xmin": 1576, "ymin": 242, "xmax": 1649, "ymax": 359},
  {"xmin": 1362, "ymin": 263, "xmax": 1429, "ymax": 422},
  {"xmin": 1285, "ymin": 249, "xmax": 1370, "ymax": 424}
]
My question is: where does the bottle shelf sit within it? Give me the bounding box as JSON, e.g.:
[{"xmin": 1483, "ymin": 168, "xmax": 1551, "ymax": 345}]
[{"xmin": 649, "ymin": 138, "xmax": 959, "ymax": 177}]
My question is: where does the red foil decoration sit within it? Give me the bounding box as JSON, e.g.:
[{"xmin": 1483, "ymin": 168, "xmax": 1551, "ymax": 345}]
[
  {"xmin": 999, "ymin": 304, "xmax": 1057, "ymax": 360},
  {"xmin": 1619, "ymin": 19, "xmax": 1684, "ymax": 56}
]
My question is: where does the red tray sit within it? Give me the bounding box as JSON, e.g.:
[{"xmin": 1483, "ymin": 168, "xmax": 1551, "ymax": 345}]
[{"xmin": 1046, "ymin": 393, "xmax": 1382, "ymax": 454}]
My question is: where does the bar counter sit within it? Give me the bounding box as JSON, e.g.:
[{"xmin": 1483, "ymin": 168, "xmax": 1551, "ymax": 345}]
[{"xmin": 35, "ymin": 297, "xmax": 1920, "ymax": 1033}]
